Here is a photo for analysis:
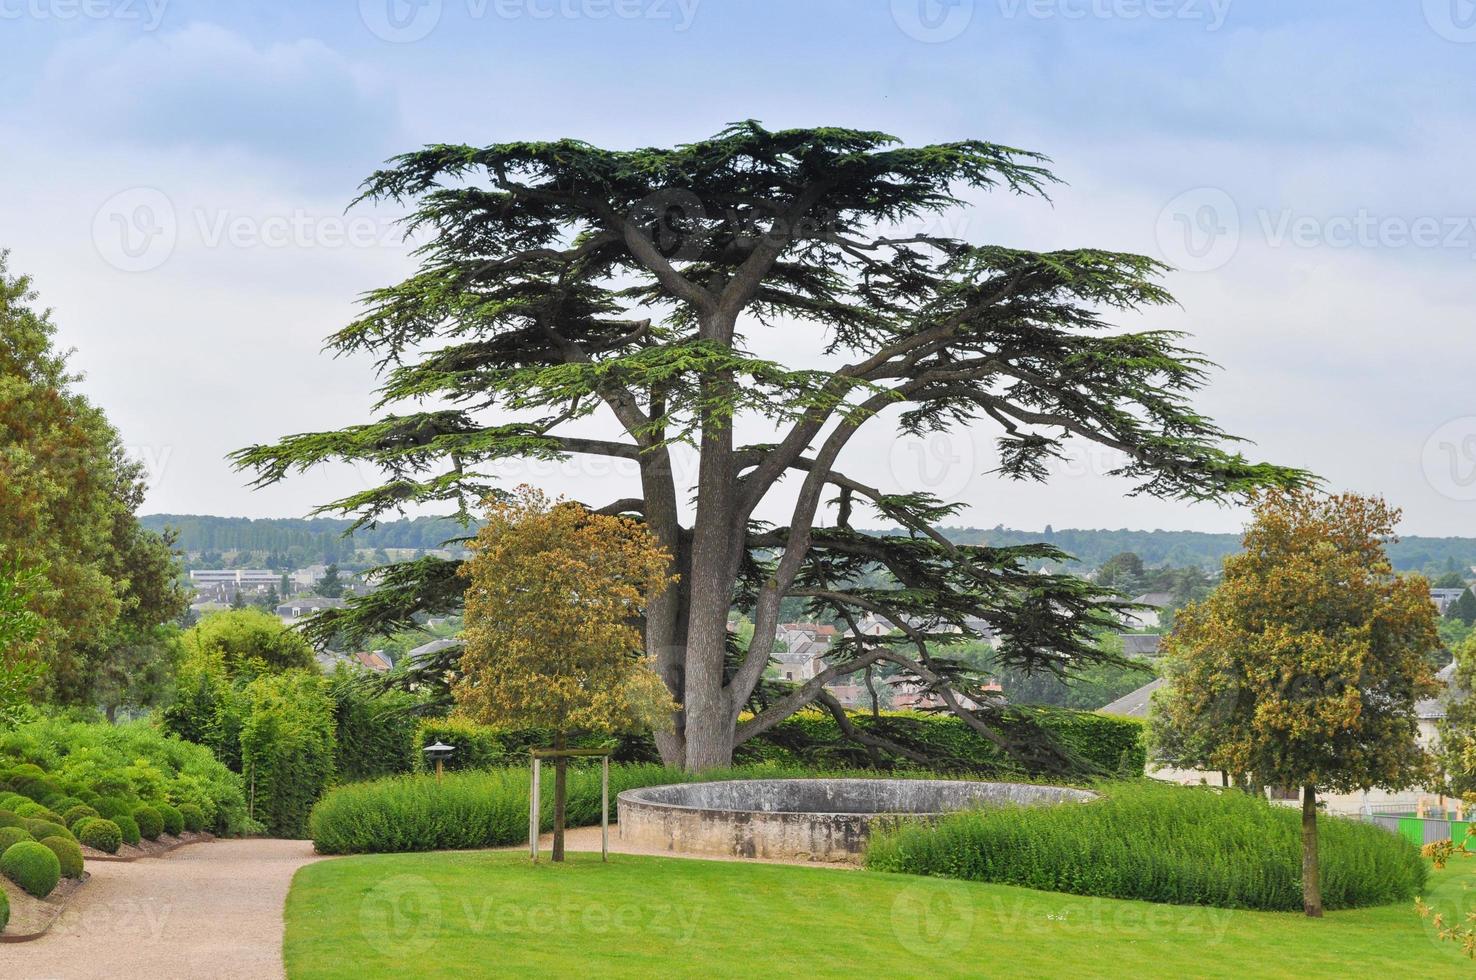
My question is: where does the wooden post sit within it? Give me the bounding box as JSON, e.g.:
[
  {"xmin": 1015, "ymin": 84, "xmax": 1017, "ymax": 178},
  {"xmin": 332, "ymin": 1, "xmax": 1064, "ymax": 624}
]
[
  {"xmin": 601, "ymin": 755, "xmax": 609, "ymax": 862},
  {"xmin": 436, "ymin": 759, "xmax": 444, "ymax": 786},
  {"xmin": 529, "ymin": 756, "xmax": 541, "ymax": 863}
]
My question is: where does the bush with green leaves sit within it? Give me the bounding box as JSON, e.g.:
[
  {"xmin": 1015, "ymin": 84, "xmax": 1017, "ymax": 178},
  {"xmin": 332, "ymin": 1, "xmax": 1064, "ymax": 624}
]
[
  {"xmin": 0, "ymin": 826, "xmax": 32, "ymax": 852},
  {"xmin": 131, "ymin": 805, "xmax": 163, "ymax": 841},
  {"xmin": 331, "ymin": 668, "xmax": 425, "ymax": 781},
  {"xmin": 0, "ymin": 810, "xmax": 23, "ymax": 829},
  {"xmin": 61, "ymin": 804, "xmax": 98, "ymax": 828},
  {"xmin": 865, "ymin": 781, "xmax": 1427, "ymax": 911},
  {"xmin": 23, "ymin": 819, "xmax": 71, "ymax": 843},
  {"xmin": 1, "ymin": 840, "xmax": 61, "ymax": 897},
  {"xmin": 155, "ymin": 802, "xmax": 183, "ymax": 837},
  {"xmin": 112, "ymin": 814, "xmax": 140, "ymax": 847},
  {"xmin": 0, "ymin": 886, "xmax": 7, "ymax": 933},
  {"xmin": 177, "ymin": 803, "xmax": 205, "ymax": 833},
  {"xmin": 76, "ymin": 818, "xmax": 122, "ymax": 854},
  {"xmin": 239, "ymin": 671, "xmax": 337, "ymax": 839},
  {"xmin": 39, "ymin": 836, "xmax": 83, "ymax": 878},
  {"xmin": 0, "ymin": 719, "xmax": 250, "ymax": 834}
]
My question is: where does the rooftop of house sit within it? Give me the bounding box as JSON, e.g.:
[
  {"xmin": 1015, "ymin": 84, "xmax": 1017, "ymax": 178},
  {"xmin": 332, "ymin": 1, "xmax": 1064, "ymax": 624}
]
[
  {"xmin": 1131, "ymin": 592, "xmax": 1175, "ymax": 609},
  {"xmin": 1096, "ymin": 677, "xmax": 1167, "ymax": 718},
  {"xmin": 1119, "ymin": 634, "xmax": 1162, "ymax": 657}
]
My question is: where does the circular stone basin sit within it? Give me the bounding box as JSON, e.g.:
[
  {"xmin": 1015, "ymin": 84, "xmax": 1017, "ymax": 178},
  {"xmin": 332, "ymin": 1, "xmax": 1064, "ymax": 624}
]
[{"xmin": 617, "ymin": 778, "xmax": 1096, "ymax": 863}]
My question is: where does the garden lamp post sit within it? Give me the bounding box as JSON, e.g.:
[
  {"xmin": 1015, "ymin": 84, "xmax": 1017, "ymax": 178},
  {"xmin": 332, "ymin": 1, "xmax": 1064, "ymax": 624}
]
[{"xmin": 423, "ymin": 742, "xmax": 455, "ymax": 785}]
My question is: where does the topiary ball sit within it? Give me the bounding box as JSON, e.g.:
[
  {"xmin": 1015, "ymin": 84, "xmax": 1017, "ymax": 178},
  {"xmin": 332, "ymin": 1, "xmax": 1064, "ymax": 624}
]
[
  {"xmin": 76, "ymin": 818, "xmax": 122, "ymax": 855},
  {"xmin": 177, "ymin": 803, "xmax": 205, "ymax": 834},
  {"xmin": 24, "ymin": 820, "xmax": 73, "ymax": 843},
  {"xmin": 1, "ymin": 841, "xmax": 61, "ymax": 898},
  {"xmin": 0, "ymin": 810, "xmax": 24, "ymax": 830},
  {"xmin": 38, "ymin": 836, "xmax": 84, "ymax": 879},
  {"xmin": 61, "ymin": 805, "xmax": 98, "ymax": 829},
  {"xmin": 131, "ymin": 806, "xmax": 163, "ymax": 842},
  {"xmin": 95, "ymin": 797, "xmax": 130, "ymax": 819},
  {"xmin": 0, "ymin": 827, "xmax": 33, "ymax": 853},
  {"xmin": 112, "ymin": 814, "xmax": 141, "ymax": 847},
  {"xmin": 155, "ymin": 803, "xmax": 184, "ymax": 838}
]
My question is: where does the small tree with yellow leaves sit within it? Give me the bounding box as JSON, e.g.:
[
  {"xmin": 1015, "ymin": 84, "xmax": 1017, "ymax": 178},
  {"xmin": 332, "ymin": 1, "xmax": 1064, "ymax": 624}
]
[
  {"xmin": 457, "ymin": 486, "xmax": 677, "ymax": 861},
  {"xmin": 1154, "ymin": 491, "xmax": 1439, "ymax": 917}
]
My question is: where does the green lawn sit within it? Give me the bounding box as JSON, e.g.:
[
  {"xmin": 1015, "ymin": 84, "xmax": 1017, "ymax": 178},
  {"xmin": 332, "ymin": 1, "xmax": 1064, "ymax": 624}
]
[{"xmin": 284, "ymin": 851, "xmax": 1476, "ymax": 978}]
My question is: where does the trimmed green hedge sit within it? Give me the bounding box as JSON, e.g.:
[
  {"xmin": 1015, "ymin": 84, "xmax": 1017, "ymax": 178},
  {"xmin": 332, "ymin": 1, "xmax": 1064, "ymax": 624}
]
[
  {"xmin": 132, "ymin": 805, "xmax": 163, "ymax": 841},
  {"xmin": 156, "ymin": 802, "xmax": 184, "ymax": 837},
  {"xmin": 178, "ymin": 803, "xmax": 205, "ymax": 833},
  {"xmin": 413, "ymin": 709, "xmax": 1146, "ymax": 779},
  {"xmin": 39, "ymin": 836, "xmax": 83, "ymax": 879},
  {"xmin": 866, "ymin": 780, "xmax": 1427, "ymax": 911},
  {"xmin": 77, "ymin": 818, "xmax": 122, "ymax": 854},
  {"xmin": 113, "ymin": 814, "xmax": 140, "ymax": 847},
  {"xmin": 239, "ymin": 672, "xmax": 337, "ymax": 839},
  {"xmin": 0, "ymin": 826, "xmax": 32, "ymax": 853},
  {"xmin": 0, "ymin": 886, "xmax": 7, "ymax": 933},
  {"xmin": 2, "ymin": 840, "xmax": 61, "ymax": 898}
]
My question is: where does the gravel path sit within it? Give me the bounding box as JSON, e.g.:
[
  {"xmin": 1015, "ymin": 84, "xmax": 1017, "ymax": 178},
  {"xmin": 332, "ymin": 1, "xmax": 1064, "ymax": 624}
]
[{"xmin": 3, "ymin": 838, "xmax": 321, "ymax": 980}]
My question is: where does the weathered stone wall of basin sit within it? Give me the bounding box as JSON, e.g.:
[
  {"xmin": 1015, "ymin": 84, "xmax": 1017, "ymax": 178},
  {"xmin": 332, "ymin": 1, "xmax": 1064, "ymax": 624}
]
[{"xmin": 617, "ymin": 778, "xmax": 1095, "ymax": 863}]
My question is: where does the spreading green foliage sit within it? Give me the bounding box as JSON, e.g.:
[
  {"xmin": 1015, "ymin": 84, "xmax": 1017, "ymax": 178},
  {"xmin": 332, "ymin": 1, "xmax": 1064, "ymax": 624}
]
[
  {"xmin": 866, "ymin": 781, "xmax": 1426, "ymax": 911},
  {"xmin": 232, "ymin": 123, "xmax": 1308, "ymax": 770},
  {"xmin": 131, "ymin": 805, "xmax": 163, "ymax": 841},
  {"xmin": 0, "ymin": 718, "xmax": 249, "ymax": 834},
  {"xmin": 39, "ymin": 835, "xmax": 82, "ymax": 878},
  {"xmin": 178, "ymin": 609, "xmax": 315, "ymax": 681},
  {"xmin": 239, "ymin": 671, "xmax": 337, "ymax": 838},
  {"xmin": 23, "ymin": 819, "xmax": 70, "ymax": 843},
  {"xmin": 0, "ymin": 559, "xmax": 45, "ymax": 728},
  {"xmin": 76, "ymin": 818, "xmax": 121, "ymax": 854},
  {"xmin": 412, "ymin": 708, "xmax": 1145, "ymax": 778},
  {"xmin": 61, "ymin": 804, "xmax": 97, "ymax": 828},
  {"xmin": 0, "ymin": 885, "xmax": 7, "ymax": 933},
  {"xmin": 1, "ymin": 839, "xmax": 60, "ymax": 897},
  {"xmin": 329, "ymin": 668, "xmax": 425, "ymax": 781},
  {"xmin": 1438, "ymin": 632, "xmax": 1476, "ymax": 798}
]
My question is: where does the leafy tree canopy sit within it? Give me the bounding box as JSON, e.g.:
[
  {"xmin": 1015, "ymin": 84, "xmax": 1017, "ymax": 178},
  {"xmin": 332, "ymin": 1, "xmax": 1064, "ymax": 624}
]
[{"xmin": 234, "ymin": 123, "xmax": 1308, "ymax": 769}]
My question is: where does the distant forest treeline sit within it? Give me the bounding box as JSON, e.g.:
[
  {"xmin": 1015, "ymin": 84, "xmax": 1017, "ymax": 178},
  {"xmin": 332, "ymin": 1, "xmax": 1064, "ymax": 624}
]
[
  {"xmin": 142, "ymin": 515, "xmax": 1476, "ymax": 576},
  {"xmin": 140, "ymin": 514, "xmax": 473, "ymax": 560}
]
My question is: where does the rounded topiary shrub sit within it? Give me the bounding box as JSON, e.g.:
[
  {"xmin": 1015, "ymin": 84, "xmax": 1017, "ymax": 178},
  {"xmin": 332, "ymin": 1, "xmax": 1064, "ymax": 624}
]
[
  {"xmin": 39, "ymin": 836, "xmax": 84, "ymax": 879},
  {"xmin": 2, "ymin": 840, "xmax": 61, "ymax": 898},
  {"xmin": 112, "ymin": 814, "xmax": 141, "ymax": 847},
  {"xmin": 62, "ymin": 804, "xmax": 98, "ymax": 829},
  {"xmin": 95, "ymin": 797, "xmax": 131, "ymax": 819},
  {"xmin": 0, "ymin": 810, "xmax": 24, "ymax": 830},
  {"xmin": 76, "ymin": 818, "xmax": 122, "ymax": 855},
  {"xmin": 0, "ymin": 827, "xmax": 33, "ymax": 853},
  {"xmin": 0, "ymin": 885, "xmax": 8, "ymax": 933},
  {"xmin": 155, "ymin": 802, "xmax": 184, "ymax": 837},
  {"xmin": 131, "ymin": 805, "xmax": 163, "ymax": 841},
  {"xmin": 177, "ymin": 803, "xmax": 205, "ymax": 833},
  {"xmin": 24, "ymin": 820, "xmax": 73, "ymax": 843}
]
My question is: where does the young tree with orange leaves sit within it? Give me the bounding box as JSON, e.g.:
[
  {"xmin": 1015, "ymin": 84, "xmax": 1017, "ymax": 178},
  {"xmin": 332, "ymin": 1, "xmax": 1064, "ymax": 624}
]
[
  {"xmin": 1153, "ymin": 491, "xmax": 1440, "ymax": 917},
  {"xmin": 457, "ymin": 486, "xmax": 677, "ymax": 861}
]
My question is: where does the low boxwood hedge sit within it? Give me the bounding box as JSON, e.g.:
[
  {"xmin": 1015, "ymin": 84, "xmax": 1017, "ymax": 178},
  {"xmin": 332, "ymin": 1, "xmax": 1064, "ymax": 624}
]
[
  {"xmin": 131, "ymin": 805, "xmax": 163, "ymax": 841},
  {"xmin": 24, "ymin": 819, "xmax": 72, "ymax": 843},
  {"xmin": 112, "ymin": 814, "xmax": 140, "ymax": 847},
  {"xmin": 1, "ymin": 840, "xmax": 61, "ymax": 898},
  {"xmin": 61, "ymin": 804, "xmax": 98, "ymax": 829},
  {"xmin": 178, "ymin": 803, "xmax": 205, "ymax": 833},
  {"xmin": 155, "ymin": 802, "xmax": 184, "ymax": 837},
  {"xmin": 39, "ymin": 836, "xmax": 84, "ymax": 879},
  {"xmin": 0, "ymin": 826, "xmax": 33, "ymax": 853},
  {"xmin": 0, "ymin": 810, "xmax": 23, "ymax": 830},
  {"xmin": 76, "ymin": 818, "xmax": 122, "ymax": 855}
]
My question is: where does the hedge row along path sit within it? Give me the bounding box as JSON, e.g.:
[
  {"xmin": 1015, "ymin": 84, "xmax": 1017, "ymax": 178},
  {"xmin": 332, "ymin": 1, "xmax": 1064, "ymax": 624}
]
[{"xmin": 3, "ymin": 838, "xmax": 320, "ymax": 979}]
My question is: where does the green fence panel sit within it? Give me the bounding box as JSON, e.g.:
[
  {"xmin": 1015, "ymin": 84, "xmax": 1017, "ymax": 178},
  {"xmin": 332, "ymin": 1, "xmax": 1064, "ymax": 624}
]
[{"xmin": 1398, "ymin": 817, "xmax": 1425, "ymax": 849}]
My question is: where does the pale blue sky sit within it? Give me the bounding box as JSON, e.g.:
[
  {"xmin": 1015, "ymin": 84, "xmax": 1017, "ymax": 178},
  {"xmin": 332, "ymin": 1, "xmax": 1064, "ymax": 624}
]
[{"xmin": 3, "ymin": 1, "xmax": 1474, "ymax": 535}]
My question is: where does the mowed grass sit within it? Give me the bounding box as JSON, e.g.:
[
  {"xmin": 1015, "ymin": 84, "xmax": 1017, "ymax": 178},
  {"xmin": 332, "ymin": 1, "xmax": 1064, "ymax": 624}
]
[{"xmin": 283, "ymin": 851, "xmax": 1476, "ymax": 978}]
